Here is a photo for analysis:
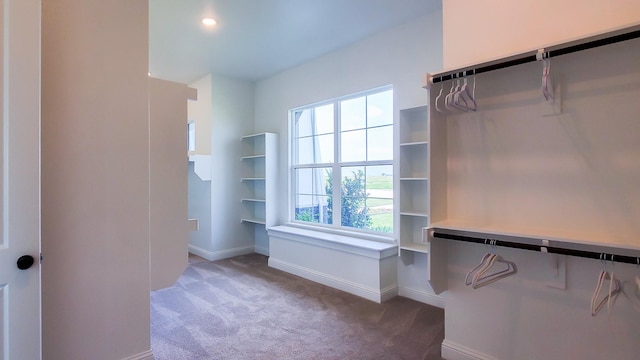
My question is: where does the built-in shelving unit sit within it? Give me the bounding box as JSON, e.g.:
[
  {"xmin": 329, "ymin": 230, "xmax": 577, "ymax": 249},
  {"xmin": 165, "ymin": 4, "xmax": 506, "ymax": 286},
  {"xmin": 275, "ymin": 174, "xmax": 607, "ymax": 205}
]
[
  {"xmin": 398, "ymin": 106, "xmax": 430, "ymax": 254},
  {"xmin": 240, "ymin": 133, "xmax": 277, "ymax": 228},
  {"xmin": 421, "ymin": 24, "xmax": 640, "ymax": 294}
]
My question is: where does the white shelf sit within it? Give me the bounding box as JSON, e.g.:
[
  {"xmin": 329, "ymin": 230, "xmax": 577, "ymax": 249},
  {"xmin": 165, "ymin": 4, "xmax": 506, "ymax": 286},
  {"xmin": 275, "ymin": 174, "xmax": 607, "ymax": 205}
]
[
  {"xmin": 429, "ymin": 220, "xmax": 640, "ymax": 253},
  {"xmin": 400, "ymin": 211, "xmax": 429, "ymax": 217},
  {"xmin": 240, "ymin": 132, "xmax": 277, "ymax": 234},
  {"xmin": 241, "ymin": 218, "xmax": 266, "ymax": 225},
  {"xmin": 241, "ymin": 133, "xmax": 267, "ymax": 140},
  {"xmin": 400, "ymin": 141, "xmax": 428, "ymax": 147},
  {"xmin": 241, "ymin": 154, "xmax": 266, "ymax": 160},
  {"xmin": 397, "ymin": 106, "xmax": 430, "ymax": 254},
  {"xmin": 400, "ymin": 242, "xmax": 429, "ymax": 254}
]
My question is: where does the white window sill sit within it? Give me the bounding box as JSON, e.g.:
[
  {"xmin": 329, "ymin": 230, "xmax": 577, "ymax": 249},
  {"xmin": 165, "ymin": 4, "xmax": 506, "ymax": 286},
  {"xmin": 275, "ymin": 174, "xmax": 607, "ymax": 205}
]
[{"xmin": 267, "ymin": 224, "xmax": 398, "ymax": 260}]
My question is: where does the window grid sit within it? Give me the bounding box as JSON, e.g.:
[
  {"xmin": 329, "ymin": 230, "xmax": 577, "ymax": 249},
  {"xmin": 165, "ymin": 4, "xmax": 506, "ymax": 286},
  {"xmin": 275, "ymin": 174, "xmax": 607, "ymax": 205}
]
[{"xmin": 291, "ymin": 86, "xmax": 393, "ymax": 235}]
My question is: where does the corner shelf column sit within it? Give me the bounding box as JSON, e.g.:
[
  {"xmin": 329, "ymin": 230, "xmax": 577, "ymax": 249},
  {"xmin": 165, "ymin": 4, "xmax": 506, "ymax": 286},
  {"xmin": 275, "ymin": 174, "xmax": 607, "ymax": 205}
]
[
  {"xmin": 240, "ymin": 132, "xmax": 278, "ymax": 238},
  {"xmin": 398, "ymin": 106, "xmax": 430, "ymax": 254}
]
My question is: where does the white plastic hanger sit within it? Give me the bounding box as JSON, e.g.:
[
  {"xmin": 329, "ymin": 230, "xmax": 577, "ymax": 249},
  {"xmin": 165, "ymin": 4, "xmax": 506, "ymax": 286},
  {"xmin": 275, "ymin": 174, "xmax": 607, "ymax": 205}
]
[
  {"xmin": 452, "ymin": 77, "xmax": 468, "ymax": 111},
  {"xmin": 465, "ymin": 240, "xmax": 517, "ymax": 289},
  {"xmin": 635, "ymin": 258, "xmax": 640, "ymax": 300},
  {"xmin": 435, "ymin": 83, "xmax": 444, "ymax": 113},
  {"xmin": 590, "ymin": 254, "xmax": 622, "ymax": 317},
  {"xmin": 458, "ymin": 71, "xmax": 477, "ymax": 111},
  {"xmin": 542, "ymin": 54, "xmax": 554, "ymax": 102},
  {"xmin": 472, "ymin": 252, "xmax": 518, "ymax": 289},
  {"xmin": 444, "ymin": 76, "xmax": 457, "ymax": 111},
  {"xmin": 465, "ymin": 250, "xmax": 494, "ymax": 286}
]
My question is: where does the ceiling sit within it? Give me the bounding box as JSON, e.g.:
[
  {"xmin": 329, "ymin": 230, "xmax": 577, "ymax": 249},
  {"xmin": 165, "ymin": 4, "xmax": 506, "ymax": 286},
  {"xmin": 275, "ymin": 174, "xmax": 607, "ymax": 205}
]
[{"xmin": 149, "ymin": 0, "xmax": 441, "ymax": 84}]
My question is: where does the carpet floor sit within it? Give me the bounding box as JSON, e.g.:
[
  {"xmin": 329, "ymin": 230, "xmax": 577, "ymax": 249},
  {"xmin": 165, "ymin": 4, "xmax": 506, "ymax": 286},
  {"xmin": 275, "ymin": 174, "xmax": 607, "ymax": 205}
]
[{"xmin": 151, "ymin": 253, "xmax": 444, "ymax": 360}]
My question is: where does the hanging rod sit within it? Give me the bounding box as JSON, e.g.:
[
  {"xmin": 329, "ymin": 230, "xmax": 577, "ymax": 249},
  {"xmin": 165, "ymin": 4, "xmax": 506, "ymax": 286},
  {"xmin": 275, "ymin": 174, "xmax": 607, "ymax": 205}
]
[
  {"xmin": 427, "ymin": 24, "xmax": 640, "ymax": 86},
  {"xmin": 432, "ymin": 232, "xmax": 640, "ymax": 265}
]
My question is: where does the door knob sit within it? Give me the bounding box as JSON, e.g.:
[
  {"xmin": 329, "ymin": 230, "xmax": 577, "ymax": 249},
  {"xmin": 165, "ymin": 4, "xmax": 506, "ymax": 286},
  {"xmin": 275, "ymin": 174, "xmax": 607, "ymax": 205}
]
[{"xmin": 17, "ymin": 255, "xmax": 34, "ymax": 270}]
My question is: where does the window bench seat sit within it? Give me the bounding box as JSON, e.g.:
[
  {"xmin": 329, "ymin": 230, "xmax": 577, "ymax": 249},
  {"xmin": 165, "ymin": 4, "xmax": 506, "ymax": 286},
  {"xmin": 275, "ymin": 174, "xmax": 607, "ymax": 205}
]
[{"xmin": 266, "ymin": 225, "xmax": 398, "ymax": 303}]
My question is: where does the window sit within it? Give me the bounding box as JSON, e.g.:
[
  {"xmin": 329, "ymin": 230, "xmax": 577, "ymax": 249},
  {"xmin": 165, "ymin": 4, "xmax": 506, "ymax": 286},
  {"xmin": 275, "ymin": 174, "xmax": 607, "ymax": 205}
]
[
  {"xmin": 291, "ymin": 87, "xmax": 393, "ymax": 234},
  {"xmin": 187, "ymin": 122, "xmax": 196, "ymax": 152}
]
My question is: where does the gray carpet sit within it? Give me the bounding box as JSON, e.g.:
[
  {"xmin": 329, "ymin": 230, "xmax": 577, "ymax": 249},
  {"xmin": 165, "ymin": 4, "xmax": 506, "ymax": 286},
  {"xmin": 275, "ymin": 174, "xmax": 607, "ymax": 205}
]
[{"xmin": 151, "ymin": 253, "xmax": 444, "ymax": 360}]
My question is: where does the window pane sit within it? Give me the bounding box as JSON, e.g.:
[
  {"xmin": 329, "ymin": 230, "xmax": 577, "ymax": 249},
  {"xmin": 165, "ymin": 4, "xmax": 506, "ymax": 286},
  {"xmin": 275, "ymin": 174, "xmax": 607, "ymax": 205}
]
[
  {"xmin": 341, "ymin": 129, "xmax": 366, "ymax": 162},
  {"xmin": 316, "ymin": 134, "xmax": 334, "ymax": 163},
  {"xmin": 367, "ymin": 125, "xmax": 393, "ymax": 161},
  {"xmin": 341, "ymin": 96, "xmax": 366, "ymax": 131},
  {"xmin": 296, "ymin": 168, "xmax": 313, "ymax": 194},
  {"xmin": 295, "ymin": 109, "xmax": 313, "ymax": 138},
  {"xmin": 314, "ymin": 104, "xmax": 334, "ymax": 135},
  {"xmin": 367, "ymin": 90, "xmax": 393, "ymax": 127},
  {"xmin": 290, "ymin": 87, "xmax": 394, "ymax": 234},
  {"xmin": 295, "ymin": 137, "xmax": 313, "ymax": 165},
  {"xmin": 295, "ymin": 167, "xmax": 331, "ymax": 225},
  {"xmin": 296, "ymin": 134, "xmax": 334, "ymax": 165},
  {"xmin": 366, "ymin": 198, "xmax": 393, "ymax": 233},
  {"xmin": 365, "ymin": 165, "xmax": 393, "ymax": 199},
  {"xmin": 187, "ymin": 123, "xmax": 195, "ymax": 152},
  {"xmin": 340, "ymin": 166, "xmax": 368, "ymax": 229}
]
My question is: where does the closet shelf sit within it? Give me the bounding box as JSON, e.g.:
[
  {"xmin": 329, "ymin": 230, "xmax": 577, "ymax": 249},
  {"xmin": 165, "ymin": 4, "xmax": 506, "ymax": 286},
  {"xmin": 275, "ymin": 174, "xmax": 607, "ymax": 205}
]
[
  {"xmin": 429, "ymin": 220, "xmax": 640, "ymax": 253},
  {"xmin": 400, "ymin": 243, "xmax": 429, "ymax": 254},
  {"xmin": 241, "ymin": 198, "xmax": 266, "ymax": 203},
  {"xmin": 425, "ymin": 23, "xmax": 640, "ymax": 86},
  {"xmin": 241, "ymin": 218, "xmax": 266, "ymax": 225},
  {"xmin": 400, "ymin": 211, "xmax": 429, "ymax": 217},
  {"xmin": 400, "ymin": 141, "xmax": 428, "ymax": 147},
  {"xmin": 241, "ymin": 154, "xmax": 266, "ymax": 160}
]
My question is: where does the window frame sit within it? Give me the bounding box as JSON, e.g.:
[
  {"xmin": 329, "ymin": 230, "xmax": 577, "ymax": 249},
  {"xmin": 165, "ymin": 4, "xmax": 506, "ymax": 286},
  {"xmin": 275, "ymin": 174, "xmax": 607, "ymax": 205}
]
[{"xmin": 289, "ymin": 85, "xmax": 394, "ymax": 238}]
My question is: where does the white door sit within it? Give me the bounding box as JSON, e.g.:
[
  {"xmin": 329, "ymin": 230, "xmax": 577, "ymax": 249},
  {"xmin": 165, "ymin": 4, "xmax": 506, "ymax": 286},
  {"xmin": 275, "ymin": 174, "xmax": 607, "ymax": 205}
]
[{"xmin": 0, "ymin": 0, "xmax": 41, "ymax": 359}]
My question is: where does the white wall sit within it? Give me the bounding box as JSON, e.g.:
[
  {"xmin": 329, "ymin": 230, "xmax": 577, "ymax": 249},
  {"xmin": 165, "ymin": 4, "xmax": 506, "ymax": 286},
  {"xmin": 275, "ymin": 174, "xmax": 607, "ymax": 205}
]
[
  {"xmin": 254, "ymin": 10, "xmax": 443, "ymax": 222},
  {"xmin": 439, "ymin": 2, "xmax": 640, "ymax": 359},
  {"xmin": 254, "ymin": 9, "xmax": 443, "ymax": 304},
  {"xmin": 188, "ymin": 74, "xmax": 256, "ymax": 260},
  {"xmin": 41, "ymin": 1, "xmax": 151, "ymax": 359},
  {"xmin": 149, "ymin": 78, "xmax": 190, "ymax": 291},
  {"xmin": 188, "ymin": 160, "xmax": 212, "ymax": 250},
  {"xmin": 443, "ymin": 0, "xmax": 640, "ymax": 69},
  {"xmin": 188, "ymin": 74, "xmax": 212, "ymax": 156}
]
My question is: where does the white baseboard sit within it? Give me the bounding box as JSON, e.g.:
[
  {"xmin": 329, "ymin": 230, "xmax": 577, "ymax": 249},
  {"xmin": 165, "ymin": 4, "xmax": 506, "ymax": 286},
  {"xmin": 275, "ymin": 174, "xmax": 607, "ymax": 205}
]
[
  {"xmin": 254, "ymin": 245, "xmax": 269, "ymax": 256},
  {"xmin": 380, "ymin": 284, "xmax": 399, "ymax": 302},
  {"xmin": 188, "ymin": 244, "xmax": 254, "ymax": 261},
  {"xmin": 121, "ymin": 349, "xmax": 154, "ymax": 360},
  {"xmin": 268, "ymin": 258, "xmax": 394, "ymax": 303},
  {"xmin": 398, "ymin": 286, "xmax": 445, "ymax": 309},
  {"xmin": 441, "ymin": 340, "xmax": 498, "ymax": 360}
]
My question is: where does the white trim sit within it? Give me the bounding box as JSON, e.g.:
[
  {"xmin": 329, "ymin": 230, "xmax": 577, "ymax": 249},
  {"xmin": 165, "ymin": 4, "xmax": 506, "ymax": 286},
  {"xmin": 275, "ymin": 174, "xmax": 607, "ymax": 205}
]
[
  {"xmin": 268, "ymin": 258, "xmax": 396, "ymax": 303},
  {"xmin": 290, "ymin": 86, "xmax": 394, "ymax": 234},
  {"xmin": 267, "ymin": 225, "xmax": 397, "ymax": 260},
  {"xmin": 188, "ymin": 244, "xmax": 254, "ymax": 262},
  {"xmin": 441, "ymin": 340, "xmax": 499, "ymax": 360},
  {"xmin": 284, "ymin": 221, "xmax": 396, "ymax": 243},
  {"xmin": 398, "ymin": 286, "xmax": 445, "ymax": 309},
  {"xmin": 120, "ymin": 350, "xmax": 154, "ymax": 360}
]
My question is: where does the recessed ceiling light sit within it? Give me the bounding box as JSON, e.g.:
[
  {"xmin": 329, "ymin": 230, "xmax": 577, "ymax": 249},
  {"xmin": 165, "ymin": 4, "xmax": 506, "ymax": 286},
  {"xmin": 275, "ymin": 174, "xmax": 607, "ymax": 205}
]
[{"xmin": 202, "ymin": 18, "xmax": 217, "ymax": 26}]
